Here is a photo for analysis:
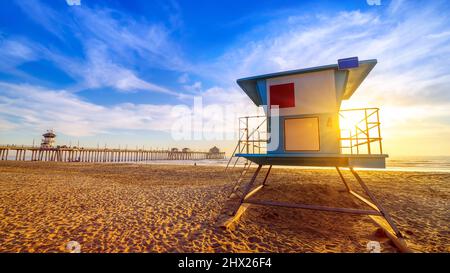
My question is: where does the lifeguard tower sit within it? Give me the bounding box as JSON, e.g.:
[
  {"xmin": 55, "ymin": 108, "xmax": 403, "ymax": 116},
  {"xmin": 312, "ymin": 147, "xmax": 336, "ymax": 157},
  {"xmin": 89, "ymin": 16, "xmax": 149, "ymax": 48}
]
[
  {"xmin": 41, "ymin": 129, "xmax": 56, "ymax": 148},
  {"xmin": 223, "ymin": 57, "xmax": 409, "ymax": 252}
]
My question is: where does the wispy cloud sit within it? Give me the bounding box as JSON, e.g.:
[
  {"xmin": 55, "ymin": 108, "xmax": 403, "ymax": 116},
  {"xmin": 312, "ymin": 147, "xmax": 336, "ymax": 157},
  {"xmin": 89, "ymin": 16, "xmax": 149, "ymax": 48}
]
[
  {"xmin": 50, "ymin": 43, "xmax": 180, "ymax": 96},
  {"xmin": 0, "ymin": 37, "xmax": 38, "ymax": 70},
  {"xmin": 71, "ymin": 6, "xmax": 188, "ymax": 71},
  {"xmin": 15, "ymin": 1, "xmax": 70, "ymax": 40},
  {"xmin": 204, "ymin": 0, "xmax": 450, "ymax": 108},
  {"xmin": 0, "ymin": 82, "xmax": 254, "ymax": 138},
  {"xmin": 177, "ymin": 73, "xmax": 190, "ymax": 84},
  {"xmin": 0, "ymin": 37, "xmax": 51, "ymax": 83},
  {"xmin": 0, "ymin": 82, "xmax": 176, "ymax": 136},
  {"xmin": 13, "ymin": 0, "xmax": 189, "ymax": 96}
]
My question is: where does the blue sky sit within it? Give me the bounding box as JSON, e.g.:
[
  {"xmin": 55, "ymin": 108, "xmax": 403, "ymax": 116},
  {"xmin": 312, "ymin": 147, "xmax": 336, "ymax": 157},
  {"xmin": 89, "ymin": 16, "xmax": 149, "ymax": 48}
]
[{"xmin": 1, "ymin": 0, "xmax": 450, "ymax": 155}]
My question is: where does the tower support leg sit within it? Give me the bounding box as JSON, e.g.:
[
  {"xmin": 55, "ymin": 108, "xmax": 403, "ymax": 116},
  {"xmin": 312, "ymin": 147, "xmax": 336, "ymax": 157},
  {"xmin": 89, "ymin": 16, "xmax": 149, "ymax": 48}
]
[
  {"xmin": 262, "ymin": 165, "xmax": 272, "ymax": 186},
  {"xmin": 221, "ymin": 164, "xmax": 410, "ymax": 252},
  {"xmin": 336, "ymin": 167, "xmax": 410, "ymax": 252}
]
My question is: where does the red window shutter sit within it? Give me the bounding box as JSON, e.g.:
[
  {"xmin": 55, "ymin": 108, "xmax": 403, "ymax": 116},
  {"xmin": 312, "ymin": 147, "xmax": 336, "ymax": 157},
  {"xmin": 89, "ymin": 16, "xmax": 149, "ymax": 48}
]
[{"xmin": 269, "ymin": 83, "xmax": 295, "ymax": 108}]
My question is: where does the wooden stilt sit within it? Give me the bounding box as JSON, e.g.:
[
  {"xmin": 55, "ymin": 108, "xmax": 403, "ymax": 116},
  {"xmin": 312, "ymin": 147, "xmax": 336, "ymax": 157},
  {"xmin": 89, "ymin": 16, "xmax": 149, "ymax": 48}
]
[
  {"xmin": 336, "ymin": 166, "xmax": 351, "ymax": 192},
  {"xmin": 348, "ymin": 167, "xmax": 408, "ymax": 252},
  {"xmin": 262, "ymin": 165, "xmax": 272, "ymax": 186},
  {"xmin": 245, "ymin": 199, "xmax": 382, "ymax": 215},
  {"xmin": 336, "ymin": 166, "xmax": 410, "ymax": 252},
  {"xmin": 349, "ymin": 168, "xmax": 403, "ymax": 237}
]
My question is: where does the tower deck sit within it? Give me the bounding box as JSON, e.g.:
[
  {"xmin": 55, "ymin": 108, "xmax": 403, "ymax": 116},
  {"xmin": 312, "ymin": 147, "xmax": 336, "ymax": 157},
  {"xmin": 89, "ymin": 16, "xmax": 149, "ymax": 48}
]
[{"xmin": 236, "ymin": 153, "xmax": 388, "ymax": 168}]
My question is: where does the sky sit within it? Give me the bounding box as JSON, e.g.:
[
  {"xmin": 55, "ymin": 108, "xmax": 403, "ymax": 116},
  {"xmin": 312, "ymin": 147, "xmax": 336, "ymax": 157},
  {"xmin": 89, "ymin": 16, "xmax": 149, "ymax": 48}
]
[{"xmin": 0, "ymin": 0, "xmax": 449, "ymax": 156}]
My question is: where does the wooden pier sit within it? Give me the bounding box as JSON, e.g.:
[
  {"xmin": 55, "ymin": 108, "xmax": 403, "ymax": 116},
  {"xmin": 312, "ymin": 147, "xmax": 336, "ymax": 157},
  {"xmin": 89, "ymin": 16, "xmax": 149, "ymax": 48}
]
[{"xmin": 0, "ymin": 146, "xmax": 225, "ymax": 163}]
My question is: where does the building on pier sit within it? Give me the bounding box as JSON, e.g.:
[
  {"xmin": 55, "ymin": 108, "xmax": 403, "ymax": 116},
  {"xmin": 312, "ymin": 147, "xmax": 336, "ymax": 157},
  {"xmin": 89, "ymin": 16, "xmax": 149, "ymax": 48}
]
[
  {"xmin": 41, "ymin": 130, "xmax": 56, "ymax": 148},
  {"xmin": 209, "ymin": 146, "xmax": 220, "ymax": 154},
  {"xmin": 207, "ymin": 146, "xmax": 222, "ymax": 159}
]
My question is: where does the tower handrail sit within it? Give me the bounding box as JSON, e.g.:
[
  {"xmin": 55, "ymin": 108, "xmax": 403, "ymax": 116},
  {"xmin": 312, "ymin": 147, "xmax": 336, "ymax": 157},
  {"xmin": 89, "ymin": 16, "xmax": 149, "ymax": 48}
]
[
  {"xmin": 225, "ymin": 115, "xmax": 267, "ymax": 171},
  {"xmin": 339, "ymin": 108, "xmax": 383, "ymax": 155}
]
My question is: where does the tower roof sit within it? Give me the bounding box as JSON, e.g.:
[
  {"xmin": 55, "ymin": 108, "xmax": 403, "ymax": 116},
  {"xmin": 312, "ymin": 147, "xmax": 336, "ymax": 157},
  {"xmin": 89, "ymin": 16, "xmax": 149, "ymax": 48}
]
[
  {"xmin": 236, "ymin": 59, "xmax": 377, "ymax": 106},
  {"xmin": 42, "ymin": 132, "xmax": 56, "ymax": 137}
]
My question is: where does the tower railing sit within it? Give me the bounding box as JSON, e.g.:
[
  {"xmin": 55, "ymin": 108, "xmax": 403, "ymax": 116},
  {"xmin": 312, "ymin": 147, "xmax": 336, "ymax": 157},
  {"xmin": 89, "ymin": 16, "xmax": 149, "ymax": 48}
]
[
  {"xmin": 339, "ymin": 108, "xmax": 383, "ymax": 155},
  {"xmin": 230, "ymin": 107, "xmax": 384, "ymax": 158},
  {"xmin": 225, "ymin": 116, "xmax": 267, "ymax": 172},
  {"xmin": 238, "ymin": 115, "xmax": 268, "ymax": 155}
]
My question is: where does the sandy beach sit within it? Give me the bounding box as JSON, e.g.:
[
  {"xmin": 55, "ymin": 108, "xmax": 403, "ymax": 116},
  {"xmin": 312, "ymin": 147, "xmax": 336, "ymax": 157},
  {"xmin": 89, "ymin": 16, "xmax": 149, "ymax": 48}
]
[{"xmin": 0, "ymin": 161, "xmax": 448, "ymax": 253}]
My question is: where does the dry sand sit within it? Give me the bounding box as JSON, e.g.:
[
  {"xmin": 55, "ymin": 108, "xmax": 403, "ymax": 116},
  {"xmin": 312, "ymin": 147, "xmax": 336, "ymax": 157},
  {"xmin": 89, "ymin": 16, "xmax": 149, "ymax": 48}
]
[{"xmin": 0, "ymin": 161, "xmax": 448, "ymax": 253}]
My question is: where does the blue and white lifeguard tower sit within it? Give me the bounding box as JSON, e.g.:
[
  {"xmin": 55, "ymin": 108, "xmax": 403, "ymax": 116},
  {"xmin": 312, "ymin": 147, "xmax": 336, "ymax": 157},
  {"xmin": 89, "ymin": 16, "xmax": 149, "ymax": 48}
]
[{"xmin": 223, "ymin": 57, "xmax": 410, "ymax": 252}]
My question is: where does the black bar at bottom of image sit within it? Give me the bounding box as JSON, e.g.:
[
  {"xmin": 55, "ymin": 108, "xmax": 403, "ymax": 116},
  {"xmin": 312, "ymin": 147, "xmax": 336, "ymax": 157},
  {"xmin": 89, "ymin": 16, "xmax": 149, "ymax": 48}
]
[{"xmin": 0, "ymin": 253, "xmax": 446, "ymax": 272}]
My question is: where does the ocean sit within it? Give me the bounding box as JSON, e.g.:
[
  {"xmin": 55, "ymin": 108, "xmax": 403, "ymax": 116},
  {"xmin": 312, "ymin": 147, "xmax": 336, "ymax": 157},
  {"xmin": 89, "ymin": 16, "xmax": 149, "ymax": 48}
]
[
  {"xmin": 385, "ymin": 156, "xmax": 450, "ymax": 172},
  {"xmin": 138, "ymin": 156, "xmax": 450, "ymax": 172},
  {"xmin": 2, "ymin": 154, "xmax": 450, "ymax": 172}
]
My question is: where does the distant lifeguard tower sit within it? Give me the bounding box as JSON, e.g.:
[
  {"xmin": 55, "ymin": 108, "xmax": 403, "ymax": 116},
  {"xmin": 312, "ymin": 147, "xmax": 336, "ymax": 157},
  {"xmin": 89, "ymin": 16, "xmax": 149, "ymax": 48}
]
[
  {"xmin": 41, "ymin": 130, "xmax": 56, "ymax": 148},
  {"xmin": 223, "ymin": 57, "xmax": 409, "ymax": 252}
]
